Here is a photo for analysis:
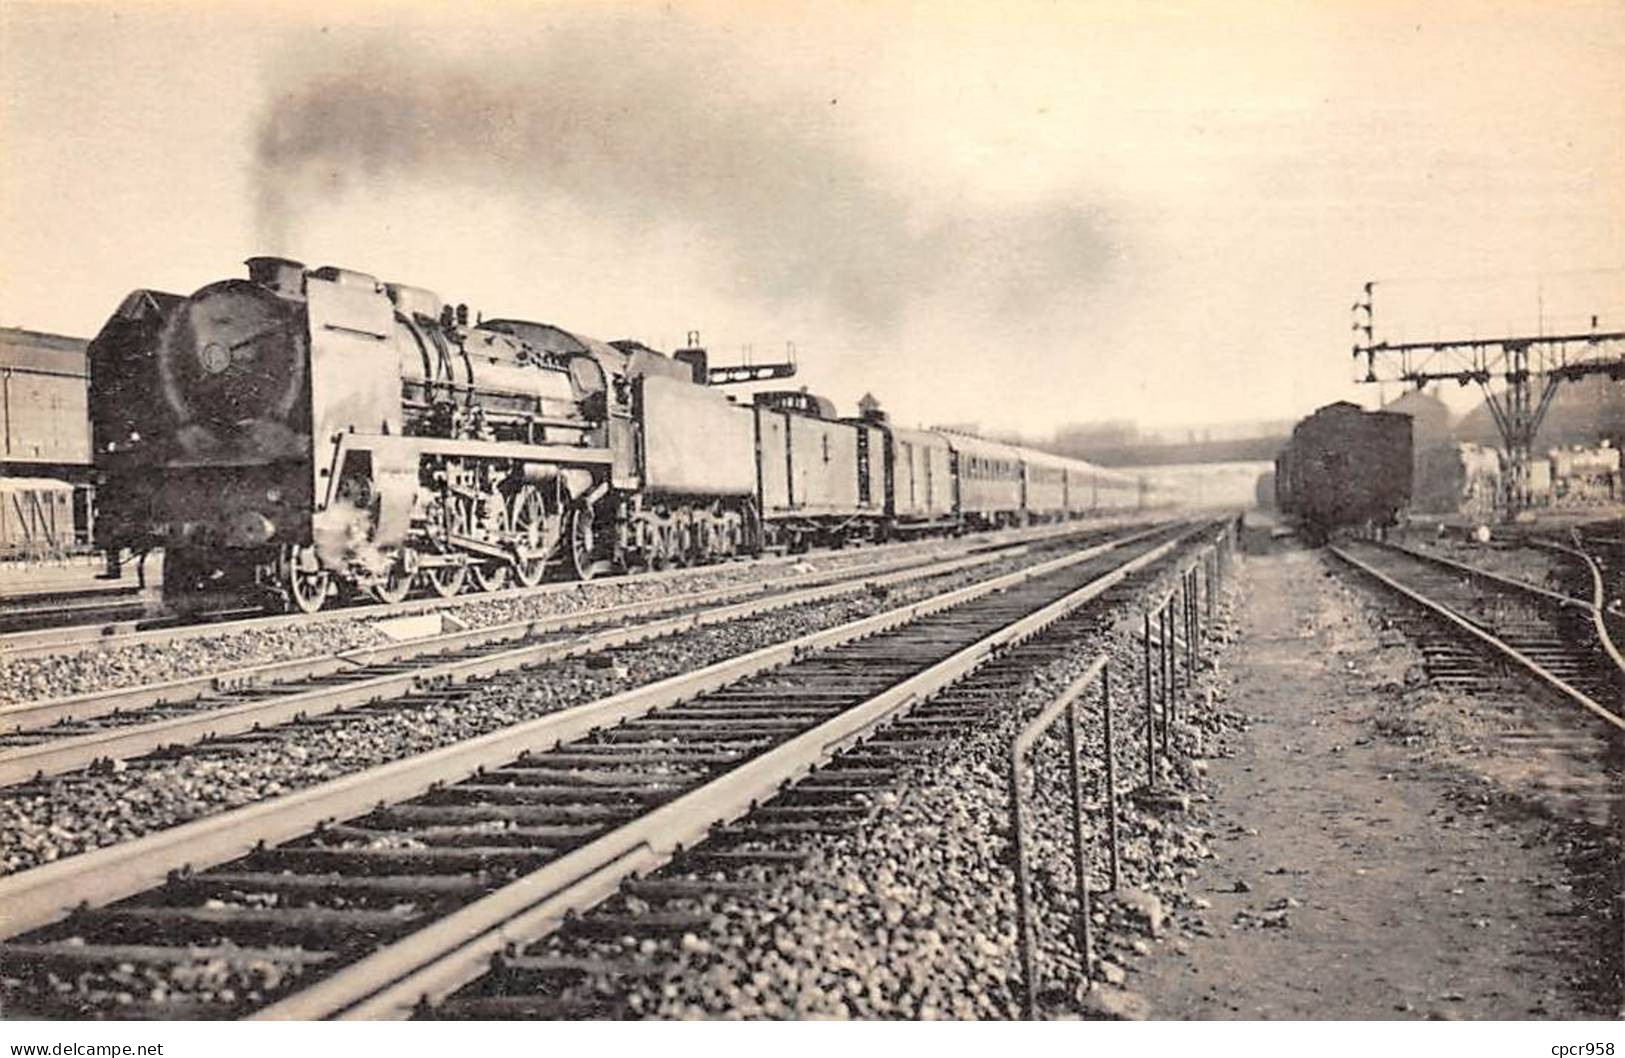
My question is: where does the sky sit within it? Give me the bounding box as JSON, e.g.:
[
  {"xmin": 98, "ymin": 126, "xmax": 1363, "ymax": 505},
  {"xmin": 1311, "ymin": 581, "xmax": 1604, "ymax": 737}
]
[{"xmin": 2, "ymin": 0, "xmax": 1622, "ymax": 437}]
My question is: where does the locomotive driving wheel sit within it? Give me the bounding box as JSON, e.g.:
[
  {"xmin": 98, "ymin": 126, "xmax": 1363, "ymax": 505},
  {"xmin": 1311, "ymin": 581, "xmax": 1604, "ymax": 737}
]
[
  {"xmin": 510, "ymin": 483, "xmax": 562, "ymax": 588},
  {"xmin": 282, "ymin": 545, "xmax": 330, "ymax": 615}
]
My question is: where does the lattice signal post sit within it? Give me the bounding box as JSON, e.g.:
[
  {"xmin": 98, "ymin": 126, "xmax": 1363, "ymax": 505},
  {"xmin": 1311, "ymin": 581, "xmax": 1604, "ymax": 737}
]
[{"xmin": 1351, "ymin": 282, "xmax": 1625, "ymax": 518}]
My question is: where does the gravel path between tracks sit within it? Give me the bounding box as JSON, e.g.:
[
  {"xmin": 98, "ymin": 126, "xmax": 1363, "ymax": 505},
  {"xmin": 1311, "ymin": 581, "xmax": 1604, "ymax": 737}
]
[
  {"xmin": 506, "ymin": 549, "xmax": 1245, "ymax": 1019},
  {"xmin": 0, "ymin": 547, "xmax": 1064, "ymax": 875},
  {"xmin": 0, "ymin": 543, "xmax": 974, "ymax": 706},
  {"xmin": 1128, "ymin": 531, "xmax": 1615, "ymax": 1019}
]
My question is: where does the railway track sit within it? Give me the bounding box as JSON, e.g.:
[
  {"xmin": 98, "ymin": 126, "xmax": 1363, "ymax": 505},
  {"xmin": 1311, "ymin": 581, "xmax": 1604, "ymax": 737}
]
[
  {"xmin": 0, "ymin": 584, "xmax": 154, "ymax": 635},
  {"xmin": 1330, "ymin": 538, "xmax": 1625, "ymax": 818},
  {"xmin": 0, "ymin": 526, "xmax": 1127, "ymax": 785},
  {"xmin": 1541, "ymin": 525, "xmax": 1624, "ymax": 620},
  {"xmin": 0, "ymin": 517, "xmax": 1124, "ymax": 661},
  {"xmin": 1332, "ymin": 538, "xmax": 1621, "ymax": 713},
  {"xmin": 0, "ymin": 517, "xmax": 1219, "ymax": 1019}
]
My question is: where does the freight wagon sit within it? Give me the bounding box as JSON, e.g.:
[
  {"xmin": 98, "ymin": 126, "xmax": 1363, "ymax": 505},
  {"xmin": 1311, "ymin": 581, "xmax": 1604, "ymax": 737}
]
[
  {"xmin": 1275, "ymin": 401, "xmax": 1412, "ymax": 542},
  {"xmin": 0, "ymin": 477, "xmax": 77, "ymax": 559},
  {"xmin": 1, "ymin": 327, "xmax": 95, "ymax": 551}
]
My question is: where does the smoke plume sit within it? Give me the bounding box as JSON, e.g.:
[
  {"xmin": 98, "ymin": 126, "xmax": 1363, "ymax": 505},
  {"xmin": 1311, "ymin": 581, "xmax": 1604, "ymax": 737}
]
[{"xmin": 253, "ymin": 14, "xmax": 1116, "ymax": 333}]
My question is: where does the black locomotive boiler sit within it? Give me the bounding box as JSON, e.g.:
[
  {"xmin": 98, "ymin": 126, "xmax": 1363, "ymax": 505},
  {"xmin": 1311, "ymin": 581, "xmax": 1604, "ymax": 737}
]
[{"xmin": 90, "ymin": 257, "xmax": 765, "ymax": 612}]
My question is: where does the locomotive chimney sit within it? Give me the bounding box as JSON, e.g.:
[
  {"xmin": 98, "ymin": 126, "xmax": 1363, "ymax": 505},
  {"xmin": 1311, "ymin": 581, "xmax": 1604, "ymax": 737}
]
[
  {"xmin": 245, "ymin": 256, "xmax": 307, "ymax": 298},
  {"xmin": 674, "ymin": 330, "xmax": 709, "ymax": 385}
]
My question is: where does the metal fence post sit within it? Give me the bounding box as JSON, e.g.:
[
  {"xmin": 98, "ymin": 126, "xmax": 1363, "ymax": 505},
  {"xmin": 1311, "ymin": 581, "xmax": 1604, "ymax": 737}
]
[
  {"xmin": 1007, "ymin": 656, "xmax": 1109, "ymax": 1015},
  {"xmin": 1199, "ymin": 557, "xmax": 1209, "ymax": 653},
  {"xmin": 1142, "ymin": 611, "xmax": 1156, "ymax": 784},
  {"xmin": 1007, "ymin": 747, "xmax": 1037, "ymax": 1018},
  {"xmin": 1175, "ymin": 576, "xmax": 1186, "ymax": 695},
  {"xmin": 1206, "ymin": 550, "xmax": 1216, "ymax": 631},
  {"xmin": 1194, "ymin": 559, "xmax": 1205, "ymax": 659},
  {"xmin": 1188, "ymin": 568, "xmax": 1198, "ymax": 672},
  {"xmin": 1188, "ymin": 567, "xmax": 1199, "ymax": 669},
  {"xmin": 1065, "ymin": 699, "xmax": 1094, "ymax": 986},
  {"xmin": 1180, "ymin": 577, "xmax": 1190, "ymax": 693},
  {"xmin": 1160, "ymin": 600, "xmax": 1173, "ymax": 750},
  {"xmin": 1102, "ymin": 662, "xmax": 1121, "ymax": 891}
]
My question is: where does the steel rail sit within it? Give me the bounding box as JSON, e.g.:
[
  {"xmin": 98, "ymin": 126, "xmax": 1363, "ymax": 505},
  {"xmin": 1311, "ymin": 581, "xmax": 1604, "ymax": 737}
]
[
  {"xmin": 1329, "ymin": 544, "xmax": 1625, "ymax": 732},
  {"xmin": 1534, "ymin": 538, "xmax": 1625, "ymax": 678},
  {"xmin": 1, "ymin": 543, "xmax": 911, "ymax": 658},
  {"xmin": 1373, "ymin": 538, "xmax": 1598, "ymax": 615},
  {"xmin": 0, "ymin": 535, "xmax": 1037, "ymax": 735},
  {"xmin": 0, "ymin": 521, "xmax": 1189, "ymax": 942},
  {"xmin": 0, "ymin": 516, "xmax": 1139, "ymax": 660},
  {"xmin": 257, "ymin": 526, "xmax": 1192, "ymax": 1020},
  {"xmin": 0, "ymin": 529, "xmax": 1117, "ymax": 785},
  {"xmin": 0, "ymin": 595, "xmax": 150, "ymax": 635}
]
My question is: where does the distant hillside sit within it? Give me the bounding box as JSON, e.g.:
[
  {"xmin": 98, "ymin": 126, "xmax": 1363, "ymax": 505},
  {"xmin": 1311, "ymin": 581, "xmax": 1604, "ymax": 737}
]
[
  {"xmin": 1380, "ymin": 390, "xmax": 1453, "ymax": 450},
  {"xmin": 1455, "ymin": 375, "xmax": 1625, "ymax": 448}
]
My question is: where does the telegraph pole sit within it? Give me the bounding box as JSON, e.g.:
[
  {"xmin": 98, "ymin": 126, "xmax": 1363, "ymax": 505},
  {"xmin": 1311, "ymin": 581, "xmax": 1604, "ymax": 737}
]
[{"xmin": 1351, "ymin": 283, "xmax": 1625, "ymax": 519}]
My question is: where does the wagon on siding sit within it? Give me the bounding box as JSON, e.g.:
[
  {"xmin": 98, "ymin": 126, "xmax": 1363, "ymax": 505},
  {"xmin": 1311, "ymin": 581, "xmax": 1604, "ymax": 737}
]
[
  {"xmin": 0, "ymin": 476, "xmax": 77, "ymax": 559},
  {"xmin": 1276, "ymin": 401, "xmax": 1412, "ymax": 542}
]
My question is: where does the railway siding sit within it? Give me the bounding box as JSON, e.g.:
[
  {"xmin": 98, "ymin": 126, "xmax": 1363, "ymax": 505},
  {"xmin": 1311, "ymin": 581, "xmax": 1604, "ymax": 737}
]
[{"xmin": 1131, "ymin": 536, "xmax": 1614, "ymax": 1018}]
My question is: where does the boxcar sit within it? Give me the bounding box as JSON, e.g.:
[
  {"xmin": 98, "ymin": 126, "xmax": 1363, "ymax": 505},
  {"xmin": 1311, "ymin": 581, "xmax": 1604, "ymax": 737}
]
[
  {"xmin": 1277, "ymin": 401, "xmax": 1412, "ymax": 541},
  {"xmin": 0, "ymin": 476, "xmax": 76, "ymax": 558},
  {"xmin": 886, "ymin": 425, "xmax": 955, "ymax": 533},
  {"xmin": 753, "ymin": 391, "xmax": 885, "ymax": 547}
]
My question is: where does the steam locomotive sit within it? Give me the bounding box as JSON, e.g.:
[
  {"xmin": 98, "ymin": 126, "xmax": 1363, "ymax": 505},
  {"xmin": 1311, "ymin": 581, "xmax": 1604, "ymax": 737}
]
[{"xmin": 88, "ymin": 257, "xmax": 1157, "ymax": 614}]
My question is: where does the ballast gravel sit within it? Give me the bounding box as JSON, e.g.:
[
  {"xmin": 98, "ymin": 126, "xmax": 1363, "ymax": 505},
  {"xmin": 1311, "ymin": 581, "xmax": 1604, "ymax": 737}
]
[
  {"xmin": 0, "ymin": 549, "xmax": 1058, "ymax": 876},
  {"xmin": 461, "ymin": 558, "xmax": 1247, "ymax": 1019},
  {"xmin": 0, "ymin": 537, "xmax": 988, "ymax": 706}
]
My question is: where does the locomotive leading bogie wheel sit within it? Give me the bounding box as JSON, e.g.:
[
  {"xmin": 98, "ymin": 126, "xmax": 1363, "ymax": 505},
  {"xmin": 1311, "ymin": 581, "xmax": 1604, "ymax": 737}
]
[
  {"xmin": 423, "ymin": 496, "xmax": 469, "ymax": 598},
  {"xmin": 283, "ymin": 545, "xmax": 330, "ymax": 614}
]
